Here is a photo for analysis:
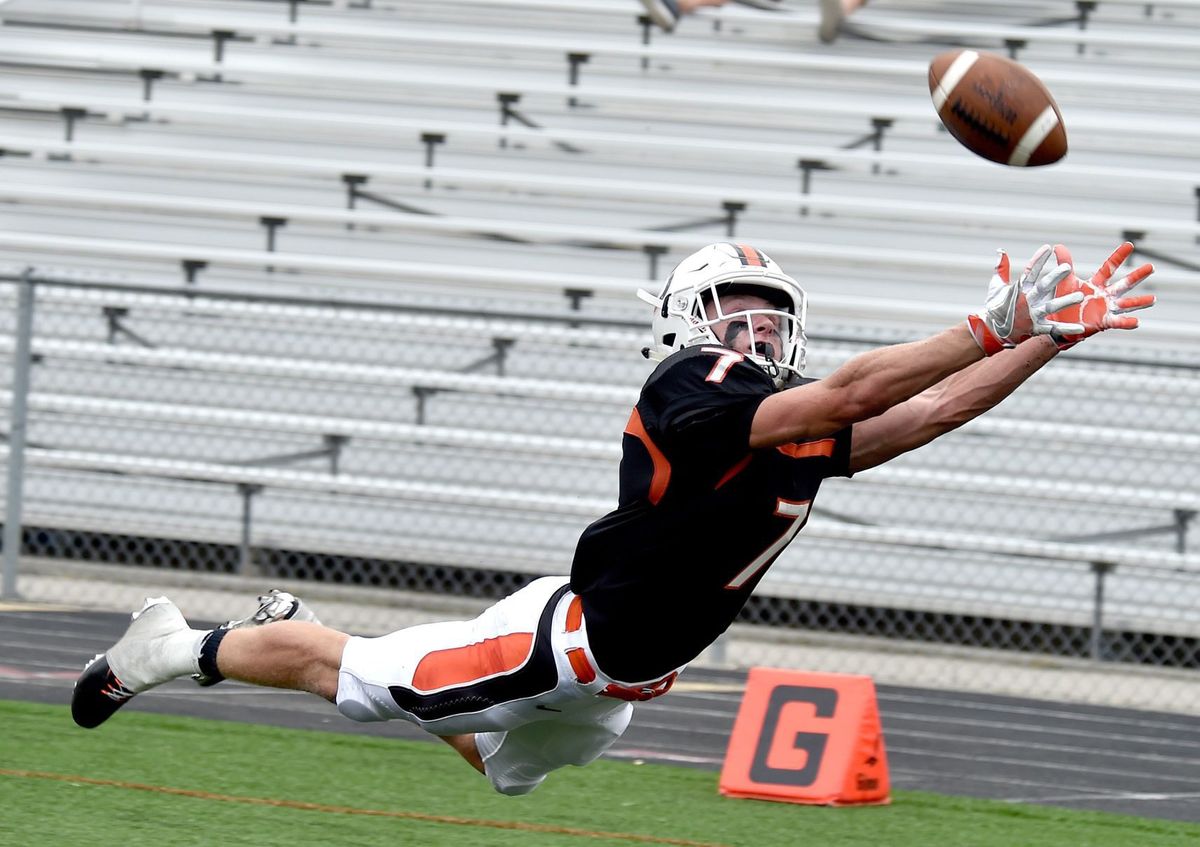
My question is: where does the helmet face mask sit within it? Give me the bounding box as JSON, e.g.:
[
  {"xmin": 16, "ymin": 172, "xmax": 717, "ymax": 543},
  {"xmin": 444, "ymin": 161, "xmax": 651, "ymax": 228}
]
[
  {"xmin": 700, "ymin": 288, "xmax": 800, "ymax": 374},
  {"xmin": 640, "ymin": 243, "xmax": 808, "ymax": 387}
]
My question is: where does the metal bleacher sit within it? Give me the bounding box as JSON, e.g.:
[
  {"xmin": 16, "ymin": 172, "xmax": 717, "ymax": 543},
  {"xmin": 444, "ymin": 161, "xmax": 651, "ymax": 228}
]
[{"xmin": 0, "ymin": 0, "xmax": 1198, "ymax": 669}]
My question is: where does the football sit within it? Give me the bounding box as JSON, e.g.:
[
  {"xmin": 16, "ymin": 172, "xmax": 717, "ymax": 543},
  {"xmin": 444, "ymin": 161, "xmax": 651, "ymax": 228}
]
[{"xmin": 928, "ymin": 49, "xmax": 1068, "ymax": 167}]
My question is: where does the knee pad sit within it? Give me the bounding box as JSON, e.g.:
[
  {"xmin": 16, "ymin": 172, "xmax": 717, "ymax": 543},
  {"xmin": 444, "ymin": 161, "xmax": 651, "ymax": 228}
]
[
  {"xmin": 335, "ymin": 670, "xmax": 392, "ymax": 722},
  {"xmin": 478, "ymin": 730, "xmax": 551, "ymax": 796}
]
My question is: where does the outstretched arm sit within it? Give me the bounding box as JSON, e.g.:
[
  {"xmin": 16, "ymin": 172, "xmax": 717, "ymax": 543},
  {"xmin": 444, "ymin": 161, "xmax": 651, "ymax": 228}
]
[
  {"xmin": 749, "ymin": 323, "xmax": 984, "ymax": 449},
  {"xmin": 847, "ymin": 336, "xmax": 1057, "ymax": 474},
  {"xmin": 848, "ymin": 241, "xmax": 1156, "ymax": 474},
  {"xmin": 749, "ymin": 243, "xmax": 1075, "ymax": 450}
]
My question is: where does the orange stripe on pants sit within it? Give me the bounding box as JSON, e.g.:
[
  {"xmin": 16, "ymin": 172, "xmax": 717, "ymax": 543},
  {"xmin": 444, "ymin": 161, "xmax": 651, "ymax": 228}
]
[{"xmin": 412, "ymin": 633, "xmax": 534, "ymax": 690}]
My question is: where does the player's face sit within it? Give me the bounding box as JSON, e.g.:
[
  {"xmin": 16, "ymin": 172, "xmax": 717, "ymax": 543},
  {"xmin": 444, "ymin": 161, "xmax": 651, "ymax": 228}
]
[{"xmin": 711, "ymin": 293, "xmax": 785, "ymax": 360}]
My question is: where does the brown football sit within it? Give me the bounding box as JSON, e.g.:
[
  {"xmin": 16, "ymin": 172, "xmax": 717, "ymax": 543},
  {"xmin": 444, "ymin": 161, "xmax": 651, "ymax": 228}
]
[{"xmin": 928, "ymin": 49, "xmax": 1068, "ymax": 167}]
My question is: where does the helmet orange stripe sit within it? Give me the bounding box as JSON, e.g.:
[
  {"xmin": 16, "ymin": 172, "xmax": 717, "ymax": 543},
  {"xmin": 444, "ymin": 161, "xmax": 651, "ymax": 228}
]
[{"xmin": 734, "ymin": 243, "xmax": 766, "ymax": 267}]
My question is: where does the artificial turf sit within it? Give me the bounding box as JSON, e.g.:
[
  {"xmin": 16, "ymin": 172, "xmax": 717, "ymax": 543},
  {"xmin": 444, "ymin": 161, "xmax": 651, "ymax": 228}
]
[{"xmin": 3, "ymin": 699, "xmax": 1198, "ymax": 847}]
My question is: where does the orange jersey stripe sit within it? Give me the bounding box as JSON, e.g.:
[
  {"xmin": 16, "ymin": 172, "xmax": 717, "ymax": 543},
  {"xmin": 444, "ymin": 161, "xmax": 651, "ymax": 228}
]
[
  {"xmin": 715, "ymin": 454, "xmax": 753, "ymax": 489},
  {"xmin": 776, "ymin": 439, "xmax": 836, "ymax": 459},
  {"xmin": 625, "ymin": 407, "xmax": 672, "ymax": 505},
  {"xmin": 412, "ymin": 633, "xmax": 534, "ymax": 690}
]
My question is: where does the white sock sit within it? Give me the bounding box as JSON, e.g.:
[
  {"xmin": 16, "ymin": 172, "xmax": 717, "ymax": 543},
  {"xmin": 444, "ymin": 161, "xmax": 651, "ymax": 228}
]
[{"xmin": 109, "ymin": 599, "xmax": 207, "ymax": 691}]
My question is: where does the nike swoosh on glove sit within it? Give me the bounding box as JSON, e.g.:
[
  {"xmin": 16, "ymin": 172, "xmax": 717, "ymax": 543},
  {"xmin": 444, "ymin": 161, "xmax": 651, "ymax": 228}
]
[{"xmin": 968, "ymin": 244, "xmax": 1083, "ymax": 355}]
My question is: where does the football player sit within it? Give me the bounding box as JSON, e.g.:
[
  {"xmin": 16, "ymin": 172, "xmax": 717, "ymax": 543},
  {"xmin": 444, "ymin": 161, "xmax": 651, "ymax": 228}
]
[{"xmin": 72, "ymin": 241, "xmax": 1154, "ymax": 795}]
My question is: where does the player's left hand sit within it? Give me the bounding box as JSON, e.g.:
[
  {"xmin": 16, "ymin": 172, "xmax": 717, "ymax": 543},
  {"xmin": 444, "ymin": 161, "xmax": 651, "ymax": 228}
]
[
  {"xmin": 1044, "ymin": 242, "xmax": 1156, "ymax": 349},
  {"xmin": 969, "ymin": 244, "xmax": 1082, "ymax": 355}
]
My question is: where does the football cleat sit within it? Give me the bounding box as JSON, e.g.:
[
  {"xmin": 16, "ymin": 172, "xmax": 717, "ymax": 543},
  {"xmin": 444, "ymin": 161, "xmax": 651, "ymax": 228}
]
[
  {"xmin": 72, "ymin": 597, "xmax": 196, "ymax": 729},
  {"xmin": 191, "ymin": 589, "xmax": 321, "ymax": 687}
]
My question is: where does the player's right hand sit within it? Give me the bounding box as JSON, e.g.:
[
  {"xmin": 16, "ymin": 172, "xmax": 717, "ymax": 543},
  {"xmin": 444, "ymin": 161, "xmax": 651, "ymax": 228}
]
[
  {"xmin": 968, "ymin": 244, "xmax": 1082, "ymax": 355},
  {"xmin": 1044, "ymin": 242, "xmax": 1156, "ymax": 349}
]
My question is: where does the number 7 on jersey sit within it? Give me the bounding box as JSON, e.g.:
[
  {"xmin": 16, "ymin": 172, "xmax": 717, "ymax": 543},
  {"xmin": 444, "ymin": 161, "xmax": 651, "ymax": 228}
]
[{"xmin": 724, "ymin": 499, "xmax": 813, "ymax": 589}]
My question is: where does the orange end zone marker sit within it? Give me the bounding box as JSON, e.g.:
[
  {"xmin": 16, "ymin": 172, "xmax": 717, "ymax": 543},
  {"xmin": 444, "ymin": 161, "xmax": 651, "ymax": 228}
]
[{"xmin": 719, "ymin": 668, "xmax": 890, "ymax": 806}]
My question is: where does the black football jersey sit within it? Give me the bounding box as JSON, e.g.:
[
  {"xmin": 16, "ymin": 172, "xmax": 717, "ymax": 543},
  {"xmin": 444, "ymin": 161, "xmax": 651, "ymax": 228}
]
[{"xmin": 570, "ymin": 345, "xmax": 852, "ymax": 682}]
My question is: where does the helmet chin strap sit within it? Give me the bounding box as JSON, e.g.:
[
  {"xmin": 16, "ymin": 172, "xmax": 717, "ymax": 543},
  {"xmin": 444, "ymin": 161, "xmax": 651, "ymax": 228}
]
[{"xmin": 759, "ymin": 354, "xmax": 782, "ymax": 381}]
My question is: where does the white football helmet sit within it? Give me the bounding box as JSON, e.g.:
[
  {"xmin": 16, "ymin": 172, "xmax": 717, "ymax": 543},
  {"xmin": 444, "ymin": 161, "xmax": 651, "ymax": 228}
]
[{"xmin": 638, "ymin": 242, "xmax": 807, "ymax": 387}]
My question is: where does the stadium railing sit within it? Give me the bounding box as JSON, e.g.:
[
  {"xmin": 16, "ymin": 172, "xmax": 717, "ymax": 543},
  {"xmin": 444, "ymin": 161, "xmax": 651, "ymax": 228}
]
[
  {"xmin": 0, "ymin": 233, "xmax": 1196, "ymax": 344},
  {"xmin": 24, "ymin": 282, "xmax": 1200, "ymax": 385}
]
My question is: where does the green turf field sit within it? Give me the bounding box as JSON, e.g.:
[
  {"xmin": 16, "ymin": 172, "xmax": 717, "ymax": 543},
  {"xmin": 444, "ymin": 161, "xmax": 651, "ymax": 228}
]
[{"xmin": 3, "ymin": 700, "xmax": 1197, "ymax": 847}]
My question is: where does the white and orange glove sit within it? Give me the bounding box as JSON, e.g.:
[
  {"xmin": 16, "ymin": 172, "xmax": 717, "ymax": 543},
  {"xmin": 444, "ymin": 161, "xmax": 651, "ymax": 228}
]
[
  {"xmin": 1043, "ymin": 242, "xmax": 1156, "ymax": 349},
  {"xmin": 968, "ymin": 244, "xmax": 1084, "ymax": 355}
]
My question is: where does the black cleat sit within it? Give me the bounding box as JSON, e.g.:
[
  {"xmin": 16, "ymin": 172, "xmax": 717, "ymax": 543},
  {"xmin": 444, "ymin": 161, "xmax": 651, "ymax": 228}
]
[{"xmin": 72, "ymin": 653, "xmax": 137, "ymax": 729}]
